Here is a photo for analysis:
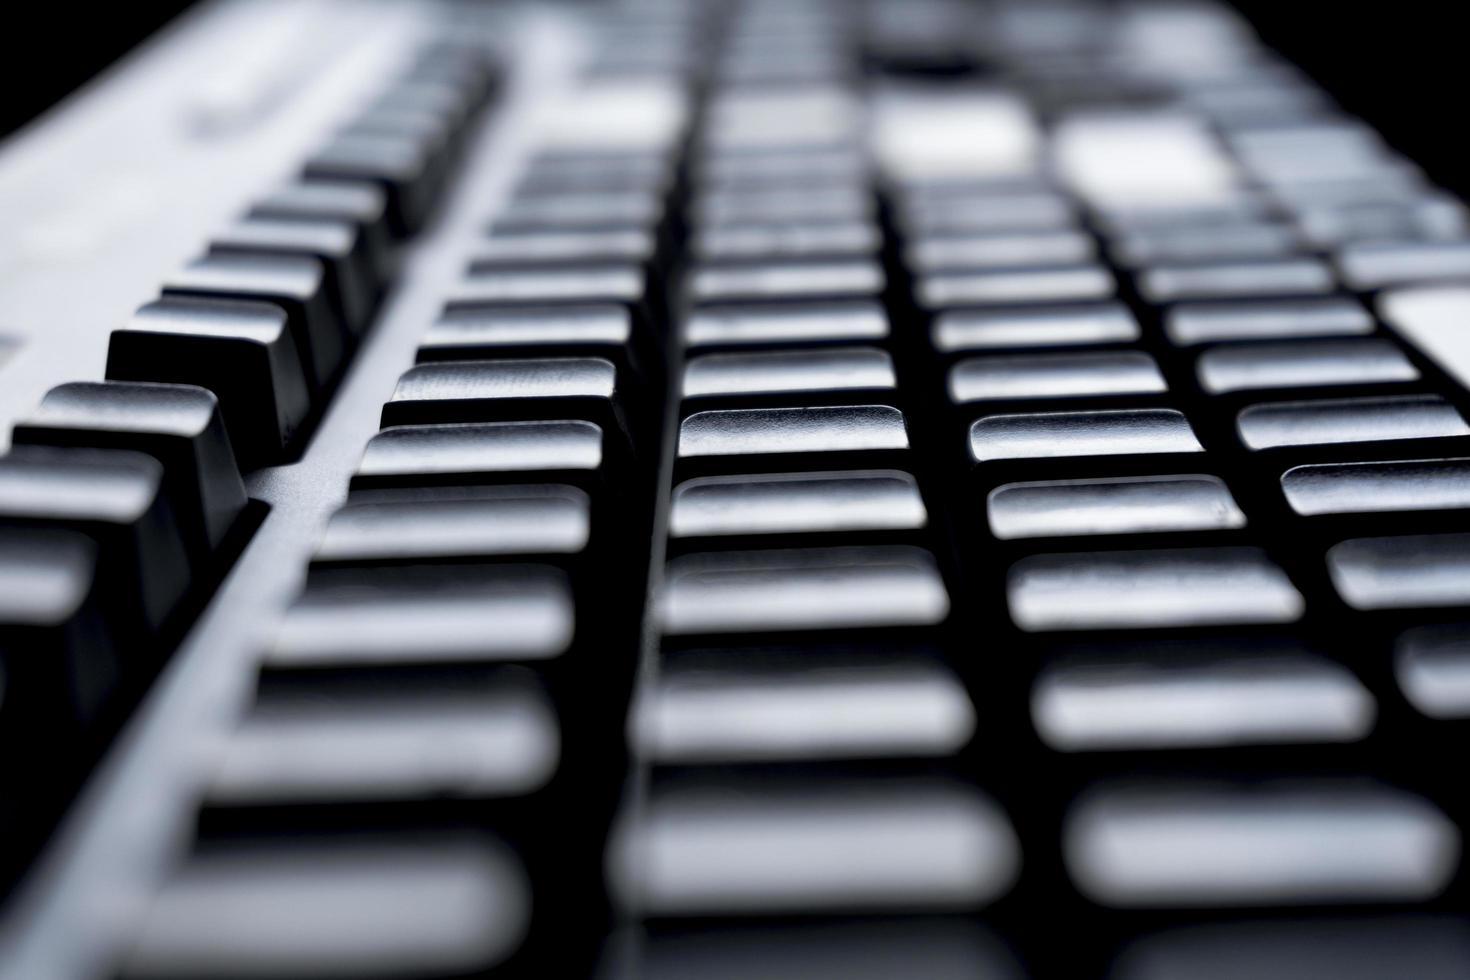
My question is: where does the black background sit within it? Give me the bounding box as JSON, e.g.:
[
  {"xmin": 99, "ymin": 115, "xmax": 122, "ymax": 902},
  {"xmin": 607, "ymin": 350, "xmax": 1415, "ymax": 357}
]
[{"xmin": 0, "ymin": 2, "xmax": 1461, "ymax": 195}]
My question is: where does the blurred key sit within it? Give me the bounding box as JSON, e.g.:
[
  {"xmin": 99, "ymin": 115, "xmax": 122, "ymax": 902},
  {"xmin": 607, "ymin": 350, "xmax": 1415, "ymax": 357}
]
[
  {"xmin": 13, "ymin": 382, "xmax": 246, "ymax": 561},
  {"xmin": 0, "ymin": 529, "xmax": 116, "ymax": 728},
  {"xmin": 1113, "ymin": 222, "xmax": 1299, "ymax": 266},
  {"xmin": 469, "ymin": 230, "xmax": 657, "ymax": 269},
  {"xmin": 1140, "ymin": 258, "xmax": 1336, "ymax": 303},
  {"xmin": 1237, "ymin": 394, "xmax": 1469, "ymax": 449},
  {"xmin": 1397, "ymin": 624, "xmax": 1470, "ymax": 719},
  {"xmin": 120, "ymin": 836, "xmax": 530, "ymax": 979},
  {"xmin": 163, "ymin": 252, "xmax": 342, "ymax": 390},
  {"xmin": 693, "ymin": 221, "xmax": 881, "ymax": 261},
  {"xmin": 659, "ymin": 546, "xmax": 948, "ymax": 636},
  {"xmin": 449, "ymin": 264, "xmax": 647, "ymax": 310},
  {"xmin": 1166, "ymin": 298, "xmax": 1375, "ymax": 345},
  {"xmin": 918, "ymin": 265, "xmax": 1113, "ymax": 309},
  {"xmin": 0, "ymin": 447, "xmax": 190, "ymax": 634},
  {"xmin": 1197, "ymin": 338, "xmax": 1419, "ymax": 394},
  {"xmin": 250, "ymin": 179, "xmax": 393, "ymax": 281},
  {"xmin": 208, "ymin": 672, "xmax": 558, "ymax": 806},
  {"xmin": 933, "ymin": 303, "xmax": 1139, "ymax": 352},
  {"xmin": 107, "ymin": 298, "xmax": 311, "ymax": 466},
  {"xmin": 690, "ymin": 260, "xmax": 884, "ymax": 303},
  {"xmin": 268, "ymin": 564, "xmax": 574, "ymax": 670},
  {"xmin": 637, "ymin": 650, "xmax": 972, "ymax": 763},
  {"xmin": 950, "ymin": 351, "xmax": 1165, "ymax": 403},
  {"xmin": 989, "ymin": 475, "xmax": 1244, "ymax": 539},
  {"xmin": 491, "ymin": 191, "xmax": 662, "ymax": 233},
  {"xmin": 907, "ymin": 230, "xmax": 1095, "ymax": 273},
  {"xmin": 610, "ymin": 777, "xmax": 1019, "ymax": 915},
  {"xmin": 685, "ymin": 302, "xmax": 889, "ymax": 349},
  {"xmin": 419, "ymin": 305, "xmax": 651, "ymax": 383},
  {"xmin": 1034, "ymin": 649, "xmax": 1373, "ymax": 750},
  {"xmin": 304, "ymin": 132, "xmax": 437, "ymax": 235},
  {"xmin": 210, "ymin": 215, "xmax": 376, "ymax": 335},
  {"xmin": 670, "ymin": 470, "xmax": 926, "ymax": 539},
  {"xmin": 1008, "ymin": 547, "xmax": 1303, "ymax": 631},
  {"xmin": 1065, "ymin": 782, "xmax": 1458, "ymax": 906},
  {"xmin": 1329, "ymin": 533, "xmax": 1470, "ymax": 610},
  {"xmin": 1338, "ymin": 240, "xmax": 1470, "ymax": 290},
  {"xmin": 970, "ymin": 409, "xmax": 1203, "ymax": 462},
  {"xmin": 1283, "ymin": 458, "xmax": 1470, "ymax": 515}
]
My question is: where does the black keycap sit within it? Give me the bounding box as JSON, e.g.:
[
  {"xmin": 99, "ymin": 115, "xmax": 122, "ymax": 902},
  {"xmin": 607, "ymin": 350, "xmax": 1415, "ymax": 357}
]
[
  {"xmin": 250, "ymin": 179, "xmax": 394, "ymax": 282},
  {"xmin": 1196, "ymin": 338, "xmax": 1419, "ymax": 394},
  {"xmin": 0, "ymin": 528, "xmax": 118, "ymax": 730},
  {"xmin": 684, "ymin": 301, "xmax": 890, "ymax": 350},
  {"xmin": 969, "ymin": 408, "xmax": 1204, "ymax": 463},
  {"xmin": 988, "ymin": 474, "xmax": 1246, "ymax": 539},
  {"xmin": 949, "ymin": 351, "xmax": 1166, "ymax": 404},
  {"xmin": 12, "ymin": 381, "xmax": 247, "ymax": 560},
  {"xmin": 682, "ymin": 347, "xmax": 897, "ymax": 407},
  {"xmin": 689, "ymin": 259, "xmax": 884, "ymax": 303},
  {"xmin": 352, "ymin": 420, "xmax": 611, "ymax": 496},
  {"xmin": 669, "ymin": 470, "xmax": 927, "ymax": 541},
  {"xmin": 917, "ymin": 264, "xmax": 1113, "ymax": 310},
  {"xmin": 1237, "ymin": 394, "xmax": 1470, "ymax": 449},
  {"xmin": 677, "ymin": 404, "xmax": 909, "ymax": 476},
  {"xmin": 107, "ymin": 297, "xmax": 311, "ymax": 467},
  {"xmin": 1139, "ymin": 257, "xmax": 1336, "ymax": 303},
  {"xmin": 210, "ymin": 216, "xmax": 377, "ymax": 336},
  {"xmin": 162, "ymin": 253, "xmax": 343, "ymax": 391},
  {"xmin": 1165, "ymin": 297, "xmax": 1375, "ymax": 346},
  {"xmin": 469, "ymin": 230, "xmax": 658, "ymax": 271},
  {"xmin": 380, "ymin": 358, "xmax": 639, "ymax": 449},
  {"xmin": 1282, "ymin": 458, "xmax": 1470, "ymax": 516},
  {"xmin": 933, "ymin": 303, "xmax": 1140, "ymax": 353},
  {"xmin": 1329, "ymin": 532, "xmax": 1470, "ymax": 610},
  {"xmin": 418, "ymin": 304, "xmax": 655, "ymax": 386},
  {"xmin": 303, "ymin": 132, "xmax": 437, "ymax": 236},
  {"xmin": 0, "ymin": 447, "xmax": 190, "ymax": 634}
]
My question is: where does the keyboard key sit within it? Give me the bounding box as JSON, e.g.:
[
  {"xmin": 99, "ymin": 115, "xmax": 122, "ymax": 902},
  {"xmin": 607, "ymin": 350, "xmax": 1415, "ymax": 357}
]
[
  {"xmin": 933, "ymin": 303, "xmax": 1140, "ymax": 352},
  {"xmin": 989, "ymin": 475, "xmax": 1245, "ymax": 539},
  {"xmin": 1113, "ymin": 222, "xmax": 1300, "ymax": 266},
  {"xmin": 0, "ymin": 528, "xmax": 116, "ymax": 727},
  {"xmin": 670, "ymin": 470, "xmax": 926, "ymax": 538},
  {"xmin": 1238, "ymin": 394, "xmax": 1469, "ymax": 449},
  {"xmin": 1329, "ymin": 533, "xmax": 1470, "ymax": 609},
  {"xmin": 659, "ymin": 546, "xmax": 949, "ymax": 635},
  {"xmin": 107, "ymin": 298, "xmax": 311, "ymax": 466},
  {"xmin": 918, "ymin": 265, "xmax": 1113, "ymax": 309},
  {"xmin": 949, "ymin": 351, "xmax": 1166, "ymax": 403},
  {"xmin": 1065, "ymin": 782, "xmax": 1458, "ymax": 906},
  {"xmin": 679, "ymin": 405, "xmax": 908, "ymax": 461},
  {"xmin": 898, "ymin": 191, "xmax": 1074, "ymax": 234},
  {"xmin": 685, "ymin": 302, "xmax": 888, "ymax": 349},
  {"xmin": 249, "ymin": 179, "xmax": 393, "ymax": 281},
  {"xmin": 689, "ymin": 260, "xmax": 884, "ymax": 302},
  {"xmin": 418, "ymin": 304, "xmax": 649, "ymax": 382},
  {"xmin": 683, "ymin": 347, "xmax": 896, "ymax": 401},
  {"xmin": 1165, "ymin": 298, "xmax": 1375, "ymax": 345},
  {"xmin": 1283, "ymin": 458, "xmax": 1470, "ymax": 516},
  {"xmin": 637, "ymin": 650, "xmax": 973, "ymax": 763},
  {"xmin": 268, "ymin": 564, "xmax": 574, "ymax": 669},
  {"xmin": 1397, "ymin": 624, "xmax": 1470, "ymax": 719},
  {"xmin": 907, "ymin": 230, "xmax": 1095, "ymax": 273},
  {"xmin": 209, "ymin": 216, "xmax": 376, "ymax": 336},
  {"xmin": 380, "ymin": 358, "xmax": 634, "ymax": 445},
  {"xmin": 490, "ymin": 191, "xmax": 662, "ymax": 232},
  {"xmin": 969, "ymin": 409, "xmax": 1203, "ymax": 463},
  {"xmin": 1139, "ymin": 258, "xmax": 1336, "ymax": 303},
  {"xmin": 163, "ymin": 253, "xmax": 343, "ymax": 390},
  {"xmin": 693, "ymin": 221, "xmax": 881, "ymax": 261},
  {"xmin": 449, "ymin": 264, "xmax": 647, "ymax": 309},
  {"xmin": 0, "ymin": 447, "xmax": 191, "ymax": 634},
  {"xmin": 469, "ymin": 229, "xmax": 657, "ymax": 269},
  {"xmin": 316, "ymin": 486, "xmax": 590, "ymax": 565},
  {"xmin": 1197, "ymin": 338, "xmax": 1419, "ymax": 394},
  {"xmin": 1034, "ymin": 648, "xmax": 1373, "ymax": 750},
  {"xmin": 120, "ymin": 836, "xmax": 530, "ymax": 978},
  {"xmin": 693, "ymin": 186, "xmax": 872, "ymax": 226},
  {"xmin": 1008, "ymin": 547, "xmax": 1303, "ymax": 631},
  {"xmin": 1337, "ymin": 240, "xmax": 1470, "ymax": 290},
  {"xmin": 354, "ymin": 421, "xmax": 605, "ymax": 491},
  {"xmin": 304, "ymin": 132, "xmax": 438, "ymax": 235},
  {"xmin": 610, "ymin": 777, "xmax": 1019, "ymax": 915},
  {"xmin": 13, "ymin": 382, "xmax": 247, "ymax": 561},
  {"xmin": 208, "ymin": 672, "xmax": 558, "ymax": 805}
]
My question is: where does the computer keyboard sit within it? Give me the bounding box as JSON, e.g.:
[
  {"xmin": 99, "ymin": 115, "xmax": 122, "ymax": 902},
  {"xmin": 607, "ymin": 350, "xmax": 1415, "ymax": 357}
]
[{"xmin": 4, "ymin": 0, "xmax": 1470, "ymax": 976}]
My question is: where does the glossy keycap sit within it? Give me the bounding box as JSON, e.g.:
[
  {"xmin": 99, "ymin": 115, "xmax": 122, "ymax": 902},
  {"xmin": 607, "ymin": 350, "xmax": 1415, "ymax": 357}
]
[
  {"xmin": 1139, "ymin": 258, "xmax": 1336, "ymax": 303},
  {"xmin": 683, "ymin": 347, "xmax": 896, "ymax": 401},
  {"xmin": 670, "ymin": 470, "xmax": 926, "ymax": 539},
  {"xmin": 950, "ymin": 351, "xmax": 1166, "ymax": 403},
  {"xmin": 106, "ymin": 298, "xmax": 311, "ymax": 467},
  {"xmin": 1396, "ymin": 624, "xmax": 1470, "ymax": 719},
  {"xmin": 250, "ymin": 179, "xmax": 393, "ymax": 281},
  {"xmin": 918, "ymin": 265, "xmax": 1113, "ymax": 309},
  {"xmin": 304, "ymin": 132, "xmax": 438, "ymax": 235},
  {"xmin": 679, "ymin": 405, "xmax": 908, "ymax": 461},
  {"xmin": 684, "ymin": 302, "xmax": 889, "ymax": 349},
  {"xmin": 1283, "ymin": 458, "xmax": 1470, "ymax": 516},
  {"xmin": 449, "ymin": 264, "xmax": 647, "ymax": 309},
  {"xmin": 693, "ymin": 221, "xmax": 881, "ymax": 261},
  {"xmin": 970, "ymin": 409, "xmax": 1203, "ymax": 462},
  {"xmin": 1165, "ymin": 298, "xmax": 1375, "ymax": 345},
  {"xmin": 989, "ymin": 475, "xmax": 1245, "ymax": 539},
  {"xmin": 689, "ymin": 260, "xmax": 884, "ymax": 303},
  {"xmin": 13, "ymin": 382, "xmax": 247, "ymax": 559},
  {"xmin": 933, "ymin": 303, "xmax": 1140, "ymax": 352},
  {"xmin": 469, "ymin": 230, "xmax": 657, "ymax": 269},
  {"xmin": 907, "ymin": 230, "xmax": 1095, "ymax": 273},
  {"xmin": 1330, "ymin": 533, "xmax": 1470, "ymax": 609},
  {"xmin": 354, "ymin": 421, "xmax": 605, "ymax": 490}
]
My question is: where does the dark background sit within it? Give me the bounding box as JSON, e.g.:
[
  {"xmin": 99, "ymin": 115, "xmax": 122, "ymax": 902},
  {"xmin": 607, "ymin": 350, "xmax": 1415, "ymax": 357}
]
[{"xmin": 1, "ymin": 3, "xmax": 1461, "ymax": 195}]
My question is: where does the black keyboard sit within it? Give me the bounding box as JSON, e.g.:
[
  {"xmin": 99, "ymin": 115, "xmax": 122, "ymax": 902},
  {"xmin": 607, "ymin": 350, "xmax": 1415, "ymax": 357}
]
[{"xmin": 4, "ymin": 0, "xmax": 1470, "ymax": 976}]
